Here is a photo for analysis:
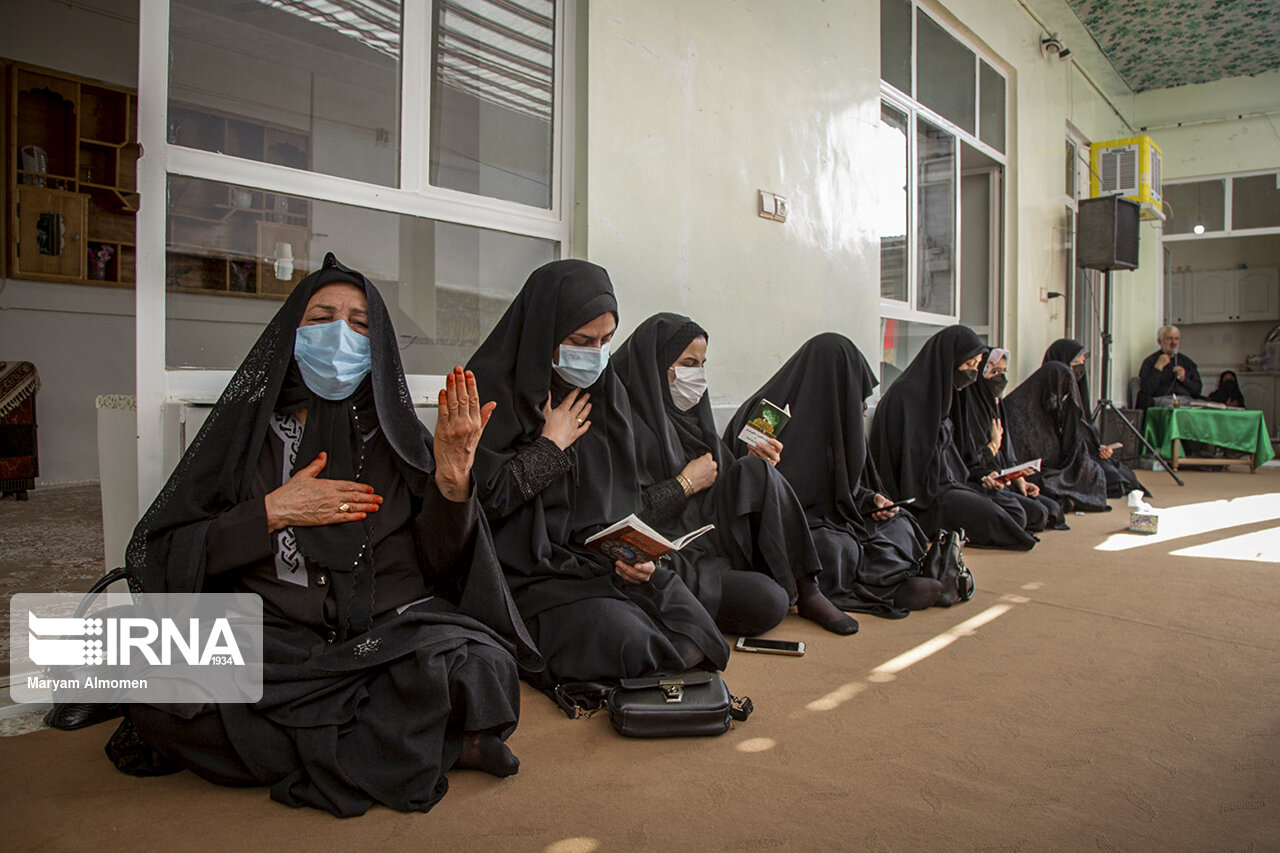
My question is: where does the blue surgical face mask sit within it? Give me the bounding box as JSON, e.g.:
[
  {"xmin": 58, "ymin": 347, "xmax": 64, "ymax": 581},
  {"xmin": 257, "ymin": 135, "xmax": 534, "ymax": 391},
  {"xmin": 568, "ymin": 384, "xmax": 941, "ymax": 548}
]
[
  {"xmin": 553, "ymin": 341, "xmax": 610, "ymax": 388},
  {"xmin": 294, "ymin": 319, "xmax": 372, "ymax": 400}
]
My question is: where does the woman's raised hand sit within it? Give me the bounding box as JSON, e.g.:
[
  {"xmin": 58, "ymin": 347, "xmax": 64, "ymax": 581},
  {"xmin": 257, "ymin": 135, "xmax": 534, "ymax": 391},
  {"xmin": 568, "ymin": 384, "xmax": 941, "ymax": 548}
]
[
  {"xmin": 264, "ymin": 451, "xmax": 382, "ymax": 532},
  {"xmin": 680, "ymin": 452, "xmax": 718, "ymax": 493},
  {"xmin": 541, "ymin": 388, "xmax": 591, "ymax": 450},
  {"xmin": 615, "ymin": 559, "xmax": 656, "ymax": 584},
  {"xmin": 434, "ymin": 366, "xmax": 497, "ymax": 501},
  {"xmin": 989, "ymin": 418, "xmax": 1004, "ymax": 450}
]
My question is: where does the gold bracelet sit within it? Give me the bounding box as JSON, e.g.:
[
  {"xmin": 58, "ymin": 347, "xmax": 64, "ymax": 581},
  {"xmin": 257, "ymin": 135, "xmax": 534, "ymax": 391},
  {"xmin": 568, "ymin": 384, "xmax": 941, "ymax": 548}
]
[{"xmin": 676, "ymin": 473, "xmax": 694, "ymax": 497}]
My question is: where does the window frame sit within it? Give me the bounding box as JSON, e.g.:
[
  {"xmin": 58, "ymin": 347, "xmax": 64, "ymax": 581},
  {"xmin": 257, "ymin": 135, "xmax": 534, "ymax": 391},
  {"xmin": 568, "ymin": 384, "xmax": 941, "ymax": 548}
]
[
  {"xmin": 878, "ymin": 0, "xmax": 1008, "ymax": 335},
  {"xmin": 1162, "ymin": 169, "xmax": 1280, "ymax": 241},
  {"xmin": 134, "ymin": 0, "xmax": 576, "ymax": 506}
]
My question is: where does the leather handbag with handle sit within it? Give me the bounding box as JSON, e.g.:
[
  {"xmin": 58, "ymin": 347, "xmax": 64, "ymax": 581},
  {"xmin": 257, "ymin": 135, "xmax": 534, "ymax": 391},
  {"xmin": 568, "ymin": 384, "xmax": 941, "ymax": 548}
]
[
  {"xmin": 42, "ymin": 567, "xmax": 133, "ymax": 731},
  {"xmin": 552, "ymin": 672, "xmax": 753, "ymax": 737},
  {"xmin": 918, "ymin": 528, "xmax": 974, "ymax": 607}
]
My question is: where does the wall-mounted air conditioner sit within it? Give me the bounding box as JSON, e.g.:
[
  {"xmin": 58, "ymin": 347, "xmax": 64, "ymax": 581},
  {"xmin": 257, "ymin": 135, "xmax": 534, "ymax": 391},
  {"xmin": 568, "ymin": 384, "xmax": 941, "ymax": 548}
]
[{"xmin": 1090, "ymin": 135, "xmax": 1164, "ymax": 221}]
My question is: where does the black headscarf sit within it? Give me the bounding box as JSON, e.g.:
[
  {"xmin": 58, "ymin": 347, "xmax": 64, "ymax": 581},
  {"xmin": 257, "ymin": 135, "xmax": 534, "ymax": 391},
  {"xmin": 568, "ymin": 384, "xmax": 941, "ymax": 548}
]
[
  {"xmin": 1044, "ymin": 338, "xmax": 1091, "ymax": 412},
  {"xmin": 953, "ymin": 348, "xmax": 1016, "ymax": 472},
  {"xmin": 870, "ymin": 325, "xmax": 987, "ymax": 505},
  {"xmin": 465, "ymin": 260, "xmax": 640, "ymax": 586},
  {"xmin": 613, "ymin": 313, "xmax": 722, "ymax": 489},
  {"xmin": 1208, "ymin": 370, "xmax": 1246, "ymax": 407},
  {"xmin": 723, "ymin": 333, "xmax": 880, "ymax": 533},
  {"xmin": 1003, "ymin": 361, "xmax": 1110, "ymax": 512}
]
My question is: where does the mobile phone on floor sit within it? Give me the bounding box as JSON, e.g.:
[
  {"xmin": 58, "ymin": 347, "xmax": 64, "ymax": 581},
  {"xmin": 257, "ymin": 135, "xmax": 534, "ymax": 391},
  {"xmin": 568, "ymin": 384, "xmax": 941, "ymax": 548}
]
[{"xmin": 735, "ymin": 636, "xmax": 805, "ymax": 656}]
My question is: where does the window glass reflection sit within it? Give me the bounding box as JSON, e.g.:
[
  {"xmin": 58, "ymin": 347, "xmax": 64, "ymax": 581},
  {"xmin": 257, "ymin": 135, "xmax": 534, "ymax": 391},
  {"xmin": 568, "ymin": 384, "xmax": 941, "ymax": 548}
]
[
  {"xmin": 165, "ymin": 176, "xmax": 555, "ymax": 371},
  {"xmin": 917, "ymin": 118, "xmax": 955, "ymax": 316}
]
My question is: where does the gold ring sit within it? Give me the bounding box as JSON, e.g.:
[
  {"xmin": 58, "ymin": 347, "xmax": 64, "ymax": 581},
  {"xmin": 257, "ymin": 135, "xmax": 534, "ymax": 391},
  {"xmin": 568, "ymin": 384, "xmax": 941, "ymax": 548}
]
[
  {"xmin": 576, "ymin": 417, "xmax": 584, "ymax": 425},
  {"xmin": 339, "ymin": 503, "xmax": 350, "ymax": 513}
]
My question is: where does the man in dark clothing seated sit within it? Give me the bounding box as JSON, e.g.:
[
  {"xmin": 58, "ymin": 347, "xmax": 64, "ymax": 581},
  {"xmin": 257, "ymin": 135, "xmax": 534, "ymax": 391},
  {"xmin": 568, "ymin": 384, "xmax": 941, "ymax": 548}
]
[{"xmin": 1136, "ymin": 325, "xmax": 1202, "ymax": 409}]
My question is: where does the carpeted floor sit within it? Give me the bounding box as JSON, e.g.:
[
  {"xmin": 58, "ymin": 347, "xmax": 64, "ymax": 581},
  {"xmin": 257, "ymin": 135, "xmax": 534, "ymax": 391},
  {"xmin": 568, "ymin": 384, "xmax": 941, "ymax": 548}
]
[{"xmin": 2, "ymin": 470, "xmax": 1279, "ymax": 851}]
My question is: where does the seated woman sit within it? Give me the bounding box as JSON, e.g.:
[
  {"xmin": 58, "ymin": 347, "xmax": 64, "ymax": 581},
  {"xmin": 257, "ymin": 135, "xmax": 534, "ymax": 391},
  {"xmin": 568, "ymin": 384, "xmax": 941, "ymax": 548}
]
[
  {"xmin": 111, "ymin": 254, "xmax": 539, "ymax": 818},
  {"xmin": 1208, "ymin": 370, "xmax": 1247, "ymax": 408},
  {"xmin": 952, "ymin": 348, "xmax": 1066, "ymax": 531},
  {"xmin": 723, "ymin": 334, "xmax": 941, "ymax": 617},
  {"xmin": 1042, "ymin": 338, "xmax": 1149, "ymax": 497},
  {"xmin": 465, "ymin": 261, "xmax": 729, "ymax": 687},
  {"xmin": 613, "ymin": 314, "xmax": 857, "ymax": 634},
  {"xmin": 870, "ymin": 325, "xmax": 1038, "ymax": 550},
  {"xmin": 1003, "ymin": 361, "xmax": 1111, "ymax": 513}
]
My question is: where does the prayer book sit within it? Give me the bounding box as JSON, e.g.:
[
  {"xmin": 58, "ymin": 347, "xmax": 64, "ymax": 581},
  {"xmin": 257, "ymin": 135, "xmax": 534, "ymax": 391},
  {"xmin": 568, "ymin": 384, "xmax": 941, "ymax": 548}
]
[
  {"xmin": 994, "ymin": 458, "xmax": 1041, "ymax": 484},
  {"xmin": 585, "ymin": 515, "xmax": 715, "ymax": 563},
  {"xmin": 736, "ymin": 398, "xmax": 791, "ymax": 446}
]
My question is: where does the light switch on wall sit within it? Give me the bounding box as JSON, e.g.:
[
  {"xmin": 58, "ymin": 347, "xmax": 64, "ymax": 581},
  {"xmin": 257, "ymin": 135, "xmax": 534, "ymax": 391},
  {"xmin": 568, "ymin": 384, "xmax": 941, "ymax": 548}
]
[{"xmin": 758, "ymin": 190, "xmax": 787, "ymax": 222}]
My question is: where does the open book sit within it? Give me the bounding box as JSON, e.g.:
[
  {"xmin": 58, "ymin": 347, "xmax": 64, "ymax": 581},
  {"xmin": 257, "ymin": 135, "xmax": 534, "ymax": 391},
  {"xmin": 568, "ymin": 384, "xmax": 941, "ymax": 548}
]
[
  {"xmin": 585, "ymin": 514, "xmax": 715, "ymax": 564},
  {"xmin": 737, "ymin": 398, "xmax": 791, "ymax": 446},
  {"xmin": 994, "ymin": 458, "xmax": 1041, "ymax": 484}
]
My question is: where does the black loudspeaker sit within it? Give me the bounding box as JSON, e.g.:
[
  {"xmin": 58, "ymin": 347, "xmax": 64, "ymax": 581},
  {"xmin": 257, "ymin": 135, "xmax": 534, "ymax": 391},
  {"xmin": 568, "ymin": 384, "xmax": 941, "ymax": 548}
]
[{"xmin": 1077, "ymin": 195, "xmax": 1140, "ymax": 271}]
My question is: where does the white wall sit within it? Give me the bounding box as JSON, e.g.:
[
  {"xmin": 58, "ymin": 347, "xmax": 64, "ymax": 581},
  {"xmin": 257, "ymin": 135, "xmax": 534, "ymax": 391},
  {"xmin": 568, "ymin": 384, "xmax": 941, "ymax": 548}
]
[{"xmin": 582, "ymin": 0, "xmax": 1139, "ymax": 405}]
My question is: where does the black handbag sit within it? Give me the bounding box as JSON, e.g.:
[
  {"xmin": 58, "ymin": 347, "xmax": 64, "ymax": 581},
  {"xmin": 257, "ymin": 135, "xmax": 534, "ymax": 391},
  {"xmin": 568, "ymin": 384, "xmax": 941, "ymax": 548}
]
[
  {"xmin": 919, "ymin": 528, "xmax": 974, "ymax": 607},
  {"xmin": 552, "ymin": 672, "xmax": 753, "ymax": 738},
  {"xmin": 42, "ymin": 567, "xmax": 133, "ymax": 731}
]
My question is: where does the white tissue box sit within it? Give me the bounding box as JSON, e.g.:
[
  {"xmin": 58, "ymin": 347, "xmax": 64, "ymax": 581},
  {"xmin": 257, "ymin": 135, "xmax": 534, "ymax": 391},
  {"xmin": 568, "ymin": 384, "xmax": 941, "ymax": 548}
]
[{"xmin": 1128, "ymin": 510, "xmax": 1159, "ymax": 534}]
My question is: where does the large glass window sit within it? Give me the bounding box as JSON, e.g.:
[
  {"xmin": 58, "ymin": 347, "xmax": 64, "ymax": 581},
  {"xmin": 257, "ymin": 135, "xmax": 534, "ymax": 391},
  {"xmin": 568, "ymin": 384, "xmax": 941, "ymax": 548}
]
[
  {"xmin": 1164, "ymin": 180, "xmax": 1225, "ymax": 235},
  {"xmin": 169, "ymin": 0, "xmax": 403, "ymax": 187},
  {"xmin": 917, "ymin": 118, "xmax": 956, "ymax": 316},
  {"xmin": 165, "ymin": 177, "xmax": 554, "ymax": 370},
  {"xmin": 916, "ymin": 11, "xmax": 975, "ymax": 135},
  {"xmin": 1232, "ymin": 173, "xmax": 1280, "ymax": 231},
  {"xmin": 429, "ymin": 0, "xmax": 556, "ymax": 207},
  {"xmin": 880, "ymin": 0, "xmax": 912, "ymax": 95},
  {"xmin": 878, "ymin": 103, "xmax": 909, "ymax": 302}
]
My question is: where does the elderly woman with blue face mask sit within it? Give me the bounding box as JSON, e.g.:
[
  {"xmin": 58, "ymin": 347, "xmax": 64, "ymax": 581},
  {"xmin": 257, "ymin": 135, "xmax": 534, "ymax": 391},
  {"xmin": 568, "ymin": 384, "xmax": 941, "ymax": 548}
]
[
  {"xmin": 613, "ymin": 314, "xmax": 858, "ymax": 635},
  {"xmin": 111, "ymin": 254, "xmax": 538, "ymax": 817}
]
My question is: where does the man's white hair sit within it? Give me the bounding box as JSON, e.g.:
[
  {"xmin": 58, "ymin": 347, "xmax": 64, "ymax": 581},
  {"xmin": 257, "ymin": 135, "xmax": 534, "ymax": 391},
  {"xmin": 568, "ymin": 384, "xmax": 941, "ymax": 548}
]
[{"xmin": 1157, "ymin": 324, "xmax": 1180, "ymax": 342}]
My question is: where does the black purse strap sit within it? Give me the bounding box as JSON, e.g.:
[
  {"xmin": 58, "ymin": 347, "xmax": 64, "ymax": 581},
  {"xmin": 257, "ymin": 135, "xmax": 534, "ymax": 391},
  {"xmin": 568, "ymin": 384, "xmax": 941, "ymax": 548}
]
[
  {"xmin": 74, "ymin": 567, "xmax": 132, "ymax": 617},
  {"xmin": 551, "ymin": 681, "xmax": 615, "ymax": 720}
]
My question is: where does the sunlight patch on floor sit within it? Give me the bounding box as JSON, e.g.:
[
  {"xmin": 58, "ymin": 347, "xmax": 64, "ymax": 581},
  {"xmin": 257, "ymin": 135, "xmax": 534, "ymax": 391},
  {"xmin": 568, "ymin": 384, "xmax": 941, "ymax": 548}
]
[
  {"xmin": 805, "ymin": 604, "xmax": 1015, "ymax": 712},
  {"xmin": 545, "ymin": 838, "xmax": 600, "ymax": 853},
  {"xmin": 1170, "ymin": 525, "xmax": 1280, "ymax": 564},
  {"xmin": 736, "ymin": 737, "xmax": 777, "ymax": 753},
  {"xmin": 1095, "ymin": 493, "xmax": 1280, "ymax": 552}
]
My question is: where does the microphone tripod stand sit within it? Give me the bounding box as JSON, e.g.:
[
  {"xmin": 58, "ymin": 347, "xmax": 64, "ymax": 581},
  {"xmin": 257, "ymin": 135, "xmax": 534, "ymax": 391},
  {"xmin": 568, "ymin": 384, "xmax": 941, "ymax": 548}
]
[{"xmin": 1090, "ymin": 269, "xmax": 1184, "ymax": 486}]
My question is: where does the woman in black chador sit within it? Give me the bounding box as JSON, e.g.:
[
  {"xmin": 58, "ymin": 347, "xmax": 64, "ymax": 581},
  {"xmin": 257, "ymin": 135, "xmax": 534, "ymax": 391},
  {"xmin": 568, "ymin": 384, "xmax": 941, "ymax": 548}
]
[
  {"xmin": 465, "ymin": 261, "xmax": 729, "ymax": 688},
  {"xmin": 723, "ymin": 334, "xmax": 941, "ymax": 617},
  {"xmin": 1003, "ymin": 360, "xmax": 1111, "ymax": 513},
  {"xmin": 870, "ymin": 325, "xmax": 1038, "ymax": 550},
  {"xmin": 111, "ymin": 254, "xmax": 539, "ymax": 818},
  {"xmin": 1208, "ymin": 370, "xmax": 1247, "ymax": 408},
  {"xmin": 1042, "ymin": 338, "xmax": 1149, "ymax": 497},
  {"xmin": 613, "ymin": 315, "xmax": 858, "ymax": 634},
  {"xmin": 952, "ymin": 348, "xmax": 1066, "ymax": 531}
]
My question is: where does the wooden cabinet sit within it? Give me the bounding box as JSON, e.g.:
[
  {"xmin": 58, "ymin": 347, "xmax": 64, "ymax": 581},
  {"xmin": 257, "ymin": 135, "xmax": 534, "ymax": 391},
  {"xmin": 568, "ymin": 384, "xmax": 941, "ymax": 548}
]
[
  {"xmin": 1168, "ymin": 272, "xmax": 1192, "ymax": 325},
  {"xmin": 7, "ymin": 62, "xmax": 138, "ymax": 286},
  {"xmin": 1176, "ymin": 267, "xmax": 1280, "ymax": 324},
  {"xmin": 1236, "ymin": 375, "xmax": 1278, "ymax": 440},
  {"xmin": 1236, "ymin": 268, "xmax": 1280, "ymax": 322}
]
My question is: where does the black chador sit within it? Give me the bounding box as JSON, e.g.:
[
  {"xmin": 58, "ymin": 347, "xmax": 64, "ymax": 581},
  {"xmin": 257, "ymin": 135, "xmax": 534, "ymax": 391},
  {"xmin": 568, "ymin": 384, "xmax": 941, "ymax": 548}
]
[
  {"xmin": 870, "ymin": 325, "xmax": 1038, "ymax": 550},
  {"xmin": 1004, "ymin": 361, "xmax": 1111, "ymax": 513},
  {"xmin": 114, "ymin": 254, "xmax": 538, "ymax": 817},
  {"xmin": 465, "ymin": 261, "xmax": 728, "ymax": 687},
  {"xmin": 614, "ymin": 315, "xmax": 856, "ymax": 634},
  {"xmin": 1042, "ymin": 338, "xmax": 1149, "ymax": 498},
  {"xmin": 723, "ymin": 334, "xmax": 939, "ymax": 617},
  {"xmin": 952, "ymin": 349, "xmax": 1065, "ymax": 531}
]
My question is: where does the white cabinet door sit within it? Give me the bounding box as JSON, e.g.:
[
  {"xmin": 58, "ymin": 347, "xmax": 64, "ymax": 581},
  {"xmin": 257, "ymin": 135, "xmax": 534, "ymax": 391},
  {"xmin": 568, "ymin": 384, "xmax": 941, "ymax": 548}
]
[
  {"xmin": 1236, "ymin": 376, "xmax": 1276, "ymax": 439},
  {"xmin": 1169, "ymin": 272, "xmax": 1193, "ymax": 325},
  {"xmin": 1235, "ymin": 268, "xmax": 1279, "ymax": 322},
  {"xmin": 1191, "ymin": 270, "xmax": 1234, "ymax": 323}
]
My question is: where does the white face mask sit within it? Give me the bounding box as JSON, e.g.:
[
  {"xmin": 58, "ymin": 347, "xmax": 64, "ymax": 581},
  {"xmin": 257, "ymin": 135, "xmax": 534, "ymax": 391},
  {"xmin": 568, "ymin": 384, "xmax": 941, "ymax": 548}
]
[{"xmin": 669, "ymin": 365, "xmax": 707, "ymax": 411}]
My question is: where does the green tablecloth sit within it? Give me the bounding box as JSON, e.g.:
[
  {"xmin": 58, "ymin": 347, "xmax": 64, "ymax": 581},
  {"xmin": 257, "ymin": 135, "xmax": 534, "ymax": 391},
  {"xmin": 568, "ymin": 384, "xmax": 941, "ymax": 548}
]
[{"xmin": 1142, "ymin": 407, "xmax": 1275, "ymax": 467}]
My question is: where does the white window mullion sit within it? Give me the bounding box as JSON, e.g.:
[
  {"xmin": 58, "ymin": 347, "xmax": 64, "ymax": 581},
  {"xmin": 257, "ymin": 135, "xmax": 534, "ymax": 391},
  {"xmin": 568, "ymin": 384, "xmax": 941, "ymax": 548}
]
[
  {"xmin": 400, "ymin": 0, "xmax": 432, "ymax": 194},
  {"xmin": 166, "ymin": 147, "xmax": 565, "ymax": 242},
  {"xmin": 136, "ymin": 0, "xmax": 171, "ymax": 512},
  {"xmin": 552, "ymin": 0, "xmax": 577, "ymax": 249}
]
